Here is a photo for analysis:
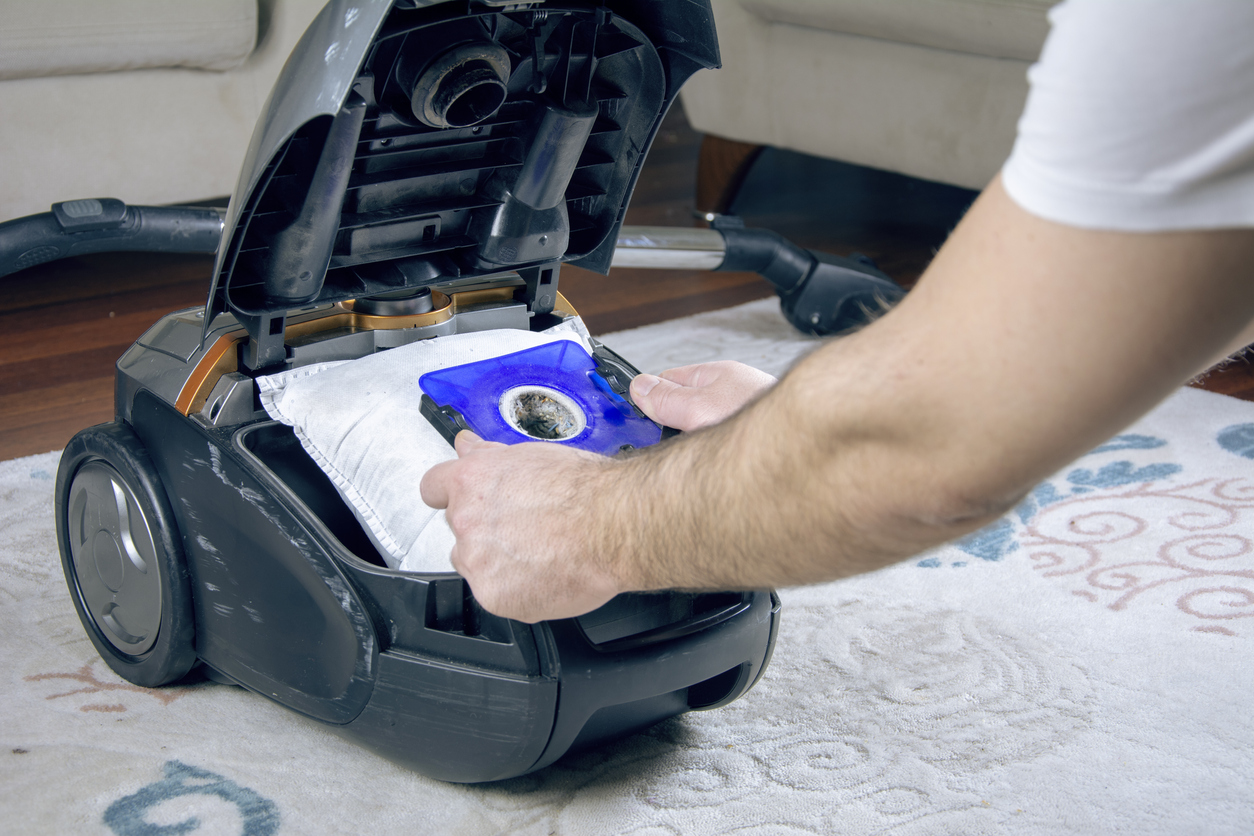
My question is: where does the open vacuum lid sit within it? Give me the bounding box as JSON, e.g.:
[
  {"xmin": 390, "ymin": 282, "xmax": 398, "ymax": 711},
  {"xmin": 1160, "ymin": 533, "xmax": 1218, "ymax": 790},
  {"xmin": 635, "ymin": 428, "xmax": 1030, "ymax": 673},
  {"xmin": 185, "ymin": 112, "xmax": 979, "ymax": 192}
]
[{"xmin": 205, "ymin": 0, "xmax": 719, "ymax": 366}]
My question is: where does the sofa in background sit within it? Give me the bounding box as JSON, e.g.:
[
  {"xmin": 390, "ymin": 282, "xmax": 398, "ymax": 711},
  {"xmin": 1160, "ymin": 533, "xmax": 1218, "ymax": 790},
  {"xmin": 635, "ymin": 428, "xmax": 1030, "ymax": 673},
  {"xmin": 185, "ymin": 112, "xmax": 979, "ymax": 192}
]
[
  {"xmin": 679, "ymin": 0, "xmax": 1060, "ymax": 214},
  {"xmin": 0, "ymin": 0, "xmax": 326, "ymax": 223},
  {"xmin": 2, "ymin": 0, "xmax": 1060, "ymax": 224}
]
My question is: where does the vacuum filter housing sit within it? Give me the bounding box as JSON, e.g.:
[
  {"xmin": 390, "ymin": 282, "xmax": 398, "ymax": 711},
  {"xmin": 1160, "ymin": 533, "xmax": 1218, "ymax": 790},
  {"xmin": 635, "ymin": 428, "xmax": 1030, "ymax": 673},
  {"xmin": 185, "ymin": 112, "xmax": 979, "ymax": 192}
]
[{"xmin": 50, "ymin": 0, "xmax": 779, "ymax": 783}]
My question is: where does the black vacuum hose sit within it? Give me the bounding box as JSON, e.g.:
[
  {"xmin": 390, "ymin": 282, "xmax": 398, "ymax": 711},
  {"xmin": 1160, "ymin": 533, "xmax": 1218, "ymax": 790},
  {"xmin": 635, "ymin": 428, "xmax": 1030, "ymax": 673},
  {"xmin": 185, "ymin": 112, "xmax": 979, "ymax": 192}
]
[{"xmin": 0, "ymin": 198, "xmax": 223, "ymax": 280}]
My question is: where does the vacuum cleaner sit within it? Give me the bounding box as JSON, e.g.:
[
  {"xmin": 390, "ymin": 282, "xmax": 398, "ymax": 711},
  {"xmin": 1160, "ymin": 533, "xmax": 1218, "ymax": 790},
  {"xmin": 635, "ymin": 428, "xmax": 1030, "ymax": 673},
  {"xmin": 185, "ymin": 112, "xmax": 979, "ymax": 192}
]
[{"xmin": 0, "ymin": 0, "xmax": 900, "ymax": 783}]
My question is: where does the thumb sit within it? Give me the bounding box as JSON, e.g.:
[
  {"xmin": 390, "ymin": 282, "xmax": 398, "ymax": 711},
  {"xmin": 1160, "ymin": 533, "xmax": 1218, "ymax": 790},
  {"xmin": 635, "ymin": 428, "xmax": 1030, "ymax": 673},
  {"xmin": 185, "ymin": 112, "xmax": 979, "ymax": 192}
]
[
  {"xmin": 630, "ymin": 373, "xmax": 701, "ymax": 431},
  {"xmin": 453, "ymin": 430, "xmax": 505, "ymax": 456}
]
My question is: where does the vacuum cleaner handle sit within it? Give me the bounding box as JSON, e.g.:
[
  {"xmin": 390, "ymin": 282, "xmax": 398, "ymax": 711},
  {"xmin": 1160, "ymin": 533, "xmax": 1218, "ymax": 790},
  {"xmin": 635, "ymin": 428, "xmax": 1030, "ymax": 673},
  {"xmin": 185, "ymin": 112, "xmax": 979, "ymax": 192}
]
[
  {"xmin": 611, "ymin": 217, "xmax": 906, "ymax": 337},
  {"xmin": 0, "ymin": 198, "xmax": 224, "ymax": 280},
  {"xmin": 712, "ymin": 215, "xmax": 905, "ymax": 336}
]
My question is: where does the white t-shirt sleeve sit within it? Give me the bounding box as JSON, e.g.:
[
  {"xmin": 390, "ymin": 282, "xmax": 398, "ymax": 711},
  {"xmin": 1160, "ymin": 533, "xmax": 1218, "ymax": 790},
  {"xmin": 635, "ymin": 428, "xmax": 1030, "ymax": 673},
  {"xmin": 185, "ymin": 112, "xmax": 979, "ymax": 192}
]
[{"xmin": 1001, "ymin": 0, "xmax": 1254, "ymax": 231}]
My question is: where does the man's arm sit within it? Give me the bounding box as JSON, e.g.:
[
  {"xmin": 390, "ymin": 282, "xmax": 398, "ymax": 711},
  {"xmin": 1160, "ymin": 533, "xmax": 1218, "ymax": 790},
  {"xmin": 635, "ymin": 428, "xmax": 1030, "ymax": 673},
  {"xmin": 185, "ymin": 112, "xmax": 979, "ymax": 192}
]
[{"xmin": 421, "ymin": 177, "xmax": 1254, "ymax": 622}]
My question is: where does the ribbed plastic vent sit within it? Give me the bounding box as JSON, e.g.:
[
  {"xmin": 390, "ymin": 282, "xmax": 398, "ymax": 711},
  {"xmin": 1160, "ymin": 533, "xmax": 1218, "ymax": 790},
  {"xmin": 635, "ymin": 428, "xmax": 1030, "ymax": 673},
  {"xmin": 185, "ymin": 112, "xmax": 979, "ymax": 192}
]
[{"xmin": 217, "ymin": 5, "xmax": 665, "ymax": 318}]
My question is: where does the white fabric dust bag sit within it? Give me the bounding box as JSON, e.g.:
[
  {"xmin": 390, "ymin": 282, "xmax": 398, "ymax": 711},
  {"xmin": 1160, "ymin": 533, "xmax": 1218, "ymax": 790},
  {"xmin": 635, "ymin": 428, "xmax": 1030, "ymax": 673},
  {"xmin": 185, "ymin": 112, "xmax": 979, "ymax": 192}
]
[{"xmin": 257, "ymin": 321, "xmax": 591, "ymax": 573}]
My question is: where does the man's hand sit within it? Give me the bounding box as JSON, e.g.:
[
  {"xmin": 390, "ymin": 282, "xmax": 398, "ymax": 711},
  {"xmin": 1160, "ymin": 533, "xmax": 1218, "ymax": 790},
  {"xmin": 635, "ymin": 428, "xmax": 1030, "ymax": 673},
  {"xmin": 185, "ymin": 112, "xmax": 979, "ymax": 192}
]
[
  {"xmin": 629, "ymin": 361, "xmax": 776, "ymax": 431},
  {"xmin": 419, "ymin": 363, "xmax": 776, "ymax": 622},
  {"xmin": 419, "ymin": 431, "xmax": 625, "ymax": 623}
]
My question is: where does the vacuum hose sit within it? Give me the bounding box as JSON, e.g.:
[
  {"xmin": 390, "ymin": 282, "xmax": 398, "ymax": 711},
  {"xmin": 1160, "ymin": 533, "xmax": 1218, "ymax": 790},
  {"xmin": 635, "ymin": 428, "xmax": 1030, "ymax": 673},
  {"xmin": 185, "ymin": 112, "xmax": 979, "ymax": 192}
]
[
  {"xmin": 0, "ymin": 198, "xmax": 902, "ymax": 338},
  {"xmin": 0, "ymin": 198, "xmax": 223, "ymax": 280},
  {"xmin": 611, "ymin": 217, "xmax": 906, "ymax": 337},
  {"xmin": 714, "ymin": 216, "xmax": 905, "ymax": 336}
]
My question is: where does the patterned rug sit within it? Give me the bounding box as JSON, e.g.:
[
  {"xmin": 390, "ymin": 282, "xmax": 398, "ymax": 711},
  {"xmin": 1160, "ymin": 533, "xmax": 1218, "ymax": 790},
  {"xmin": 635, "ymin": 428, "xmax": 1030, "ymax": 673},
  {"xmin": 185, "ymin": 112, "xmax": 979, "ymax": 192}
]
[{"xmin": 3, "ymin": 298, "xmax": 1252, "ymax": 835}]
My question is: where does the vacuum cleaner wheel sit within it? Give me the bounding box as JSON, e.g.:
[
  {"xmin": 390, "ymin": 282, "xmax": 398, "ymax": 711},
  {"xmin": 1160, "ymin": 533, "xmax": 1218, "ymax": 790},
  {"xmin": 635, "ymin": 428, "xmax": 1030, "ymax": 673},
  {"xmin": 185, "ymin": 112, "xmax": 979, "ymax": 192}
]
[{"xmin": 56, "ymin": 423, "xmax": 196, "ymax": 687}]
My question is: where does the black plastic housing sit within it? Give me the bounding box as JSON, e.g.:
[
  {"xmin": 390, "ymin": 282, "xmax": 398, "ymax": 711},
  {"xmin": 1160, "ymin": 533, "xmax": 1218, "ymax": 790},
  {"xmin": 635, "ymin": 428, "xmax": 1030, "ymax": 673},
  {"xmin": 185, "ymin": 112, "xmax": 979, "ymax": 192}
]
[
  {"xmin": 126, "ymin": 389, "xmax": 777, "ymax": 782},
  {"xmin": 208, "ymin": 0, "xmax": 721, "ymax": 363}
]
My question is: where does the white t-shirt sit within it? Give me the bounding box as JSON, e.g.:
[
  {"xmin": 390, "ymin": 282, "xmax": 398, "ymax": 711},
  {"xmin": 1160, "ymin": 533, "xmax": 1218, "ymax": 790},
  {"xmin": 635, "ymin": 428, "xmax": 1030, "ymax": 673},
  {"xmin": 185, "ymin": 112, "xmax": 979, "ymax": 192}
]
[{"xmin": 1001, "ymin": 0, "xmax": 1254, "ymax": 232}]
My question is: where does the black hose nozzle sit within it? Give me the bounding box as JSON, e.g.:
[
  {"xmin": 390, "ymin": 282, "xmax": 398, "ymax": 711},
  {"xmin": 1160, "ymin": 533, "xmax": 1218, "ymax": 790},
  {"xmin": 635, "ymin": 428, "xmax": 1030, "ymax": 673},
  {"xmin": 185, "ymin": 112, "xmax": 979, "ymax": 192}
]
[{"xmin": 712, "ymin": 216, "xmax": 905, "ymax": 336}]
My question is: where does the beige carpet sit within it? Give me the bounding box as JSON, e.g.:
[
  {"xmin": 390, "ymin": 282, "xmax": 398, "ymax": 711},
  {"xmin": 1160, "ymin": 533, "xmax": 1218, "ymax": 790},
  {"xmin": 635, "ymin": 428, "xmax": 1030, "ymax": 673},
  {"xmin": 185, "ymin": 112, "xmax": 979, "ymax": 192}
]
[{"xmin": 3, "ymin": 298, "xmax": 1253, "ymax": 835}]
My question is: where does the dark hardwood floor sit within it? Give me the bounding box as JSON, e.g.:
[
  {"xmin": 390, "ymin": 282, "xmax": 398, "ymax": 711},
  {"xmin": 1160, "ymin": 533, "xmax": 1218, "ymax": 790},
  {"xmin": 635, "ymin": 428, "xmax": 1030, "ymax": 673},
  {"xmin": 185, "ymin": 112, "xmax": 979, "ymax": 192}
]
[{"xmin": 2, "ymin": 104, "xmax": 1251, "ymax": 461}]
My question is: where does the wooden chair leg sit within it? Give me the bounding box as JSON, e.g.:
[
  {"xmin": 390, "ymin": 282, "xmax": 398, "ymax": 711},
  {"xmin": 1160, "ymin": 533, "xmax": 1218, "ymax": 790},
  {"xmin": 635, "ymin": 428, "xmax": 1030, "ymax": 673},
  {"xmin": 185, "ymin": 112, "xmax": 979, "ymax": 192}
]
[{"xmin": 696, "ymin": 135, "xmax": 765, "ymax": 218}]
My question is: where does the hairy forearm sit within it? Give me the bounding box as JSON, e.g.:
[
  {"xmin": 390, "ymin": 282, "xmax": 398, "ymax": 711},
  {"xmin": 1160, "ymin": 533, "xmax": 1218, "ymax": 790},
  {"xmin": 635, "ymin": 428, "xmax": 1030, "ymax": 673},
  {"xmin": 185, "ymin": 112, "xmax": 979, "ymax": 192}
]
[
  {"xmin": 421, "ymin": 181, "xmax": 1254, "ymax": 622},
  {"xmin": 600, "ymin": 334, "xmax": 1000, "ymax": 592},
  {"xmin": 597, "ymin": 180, "xmax": 1254, "ymax": 595}
]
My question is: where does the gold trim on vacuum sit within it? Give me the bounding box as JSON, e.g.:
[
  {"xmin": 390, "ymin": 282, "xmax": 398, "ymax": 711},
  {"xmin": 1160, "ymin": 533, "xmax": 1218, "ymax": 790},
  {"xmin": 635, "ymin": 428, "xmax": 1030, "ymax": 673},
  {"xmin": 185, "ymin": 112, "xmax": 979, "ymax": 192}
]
[{"xmin": 174, "ymin": 289, "xmax": 586, "ymax": 417}]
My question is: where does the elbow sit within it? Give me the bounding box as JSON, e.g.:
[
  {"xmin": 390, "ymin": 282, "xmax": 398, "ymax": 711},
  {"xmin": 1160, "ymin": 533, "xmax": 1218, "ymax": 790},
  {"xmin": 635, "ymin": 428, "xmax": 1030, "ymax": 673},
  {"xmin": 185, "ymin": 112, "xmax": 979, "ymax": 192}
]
[
  {"xmin": 887, "ymin": 481, "xmax": 1030, "ymax": 551},
  {"xmin": 937, "ymin": 490, "xmax": 1024, "ymax": 532}
]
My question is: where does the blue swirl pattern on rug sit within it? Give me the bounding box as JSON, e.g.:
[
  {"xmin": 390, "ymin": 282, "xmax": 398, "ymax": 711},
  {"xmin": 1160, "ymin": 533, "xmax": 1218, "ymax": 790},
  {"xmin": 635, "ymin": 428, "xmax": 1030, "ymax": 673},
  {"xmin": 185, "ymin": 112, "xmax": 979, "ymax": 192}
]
[
  {"xmin": 1218, "ymin": 423, "xmax": 1254, "ymax": 459},
  {"xmin": 103, "ymin": 761, "xmax": 279, "ymax": 836},
  {"xmin": 920, "ymin": 434, "xmax": 1182, "ymax": 567}
]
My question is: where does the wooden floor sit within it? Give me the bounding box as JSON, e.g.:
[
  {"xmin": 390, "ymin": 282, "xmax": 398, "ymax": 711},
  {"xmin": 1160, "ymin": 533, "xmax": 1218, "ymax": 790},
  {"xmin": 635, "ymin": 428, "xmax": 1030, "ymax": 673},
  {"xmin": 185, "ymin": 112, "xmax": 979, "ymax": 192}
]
[{"xmin": 3, "ymin": 105, "xmax": 1252, "ymax": 461}]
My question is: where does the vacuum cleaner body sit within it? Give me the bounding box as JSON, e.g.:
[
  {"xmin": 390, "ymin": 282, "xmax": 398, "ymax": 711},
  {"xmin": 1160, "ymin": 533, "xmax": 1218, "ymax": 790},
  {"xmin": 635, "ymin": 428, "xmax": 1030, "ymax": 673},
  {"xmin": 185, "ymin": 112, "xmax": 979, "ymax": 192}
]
[{"xmin": 48, "ymin": 0, "xmax": 780, "ymax": 783}]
